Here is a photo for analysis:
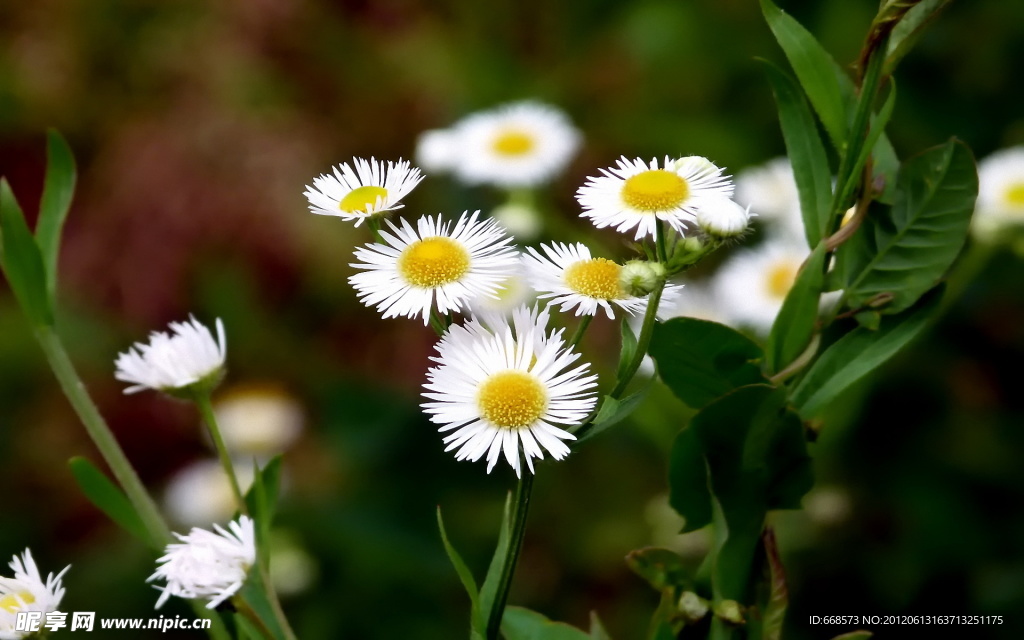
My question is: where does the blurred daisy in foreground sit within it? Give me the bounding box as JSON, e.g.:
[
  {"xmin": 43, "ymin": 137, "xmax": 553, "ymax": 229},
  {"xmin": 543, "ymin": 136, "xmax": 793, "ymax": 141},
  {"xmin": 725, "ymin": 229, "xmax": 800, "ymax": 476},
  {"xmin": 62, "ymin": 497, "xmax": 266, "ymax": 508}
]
[
  {"xmin": 422, "ymin": 306, "xmax": 597, "ymax": 477},
  {"xmin": 467, "ymin": 259, "xmax": 535, "ymax": 318},
  {"xmin": 711, "ymin": 238, "xmax": 809, "ymax": 334},
  {"xmin": 974, "ymin": 146, "xmax": 1024, "ymax": 240},
  {"xmin": 577, "ymin": 155, "xmax": 734, "ymax": 240},
  {"xmin": 349, "ymin": 211, "xmax": 519, "ymax": 325},
  {"xmin": 150, "ymin": 516, "xmax": 256, "ymax": 609},
  {"xmin": 115, "ymin": 316, "xmax": 226, "ymax": 395},
  {"xmin": 734, "ymin": 157, "xmax": 803, "ymax": 239},
  {"xmin": 304, "ymin": 158, "xmax": 423, "ymax": 226},
  {"xmin": 268, "ymin": 531, "xmax": 318, "ymax": 598},
  {"xmin": 0, "ymin": 549, "xmax": 69, "ymax": 637},
  {"xmin": 214, "ymin": 385, "xmax": 304, "ymax": 458},
  {"xmin": 449, "ymin": 101, "xmax": 580, "ymax": 188},
  {"xmin": 523, "ymin": 242, "xmax": 681, "ymax": 318},
  {"xmin": 163, "ymin": 459, "xmax": 256, "ymax": 527}
]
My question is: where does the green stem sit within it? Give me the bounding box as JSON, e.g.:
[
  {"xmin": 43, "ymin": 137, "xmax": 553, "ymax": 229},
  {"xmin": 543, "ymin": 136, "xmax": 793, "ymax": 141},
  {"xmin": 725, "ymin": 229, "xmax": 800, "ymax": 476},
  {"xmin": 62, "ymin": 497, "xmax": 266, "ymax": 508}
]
[
  {"xmin": 568, "ymin": 314, "xmax": 593, "ymax": 348},
  {"xmin": 34, "ymin": 326, "xmax": 171, "ymax": 546},
  {"xmin": 429, "ymin": 310, "xmax": 448, "ymax": 337},
  {"xmin": 194, "ymin": 394, "xmax": 248, "ymax": 515},
  {"xmin": 34, "ymin": 326, "xmax": 232, "ymax": 640},
  {"xmin": 258, "ymin": 562, "xmax": 299, "ymax": 640},
  {"xmin": 485, "ymin": 471, "xmax": 535, "ymax": 640},
  {"xmin": 655, "ymin": 219, "xmax": 669, "ymax": 263},
  {"xmin": 366, "ymin": 216, "xmax": 384, "ymax": 243}
]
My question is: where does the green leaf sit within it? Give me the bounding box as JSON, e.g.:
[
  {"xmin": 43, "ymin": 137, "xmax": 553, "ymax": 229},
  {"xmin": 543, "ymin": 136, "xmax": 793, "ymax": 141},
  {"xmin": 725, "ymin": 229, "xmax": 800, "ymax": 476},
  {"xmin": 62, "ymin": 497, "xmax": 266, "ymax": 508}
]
[
  {"xmin": 232, "ymin": 613, "xmax": 263, "ymax": 640},
  {"xmin": 836, "ymin": 139, "xmax": 977, "ymax": 314},
  {"xmin": 791, "ymin": 287, "xmax": 941, "ymax": 417},
  {"xmin": 0, "ymin": 179, "xmax": 53, "ymax": 326},
  {"xmin": 502, "ymin": 607, "xmax": 591, "ymax": 640},
  {"xmin": 668, "ymin": 427, "xmax": 712, "ymax": 532},
  {"xmin": 853, "ymin": 310, "xmax": 881, "ymax": 330},
  {"xmin": 589, "ymin": 612, "xmax": 612, "ymax": 640},
  {"xmin": 35, "ymin": 130, "xmax": 76, "ymax": 303},
  {"xmin": 885, "ymin": 0, "xmax": 951, "ymax": 74},
  {"xmin": 760, "ymin": 528, "xmax": 788, "ymax": 640},
  {"xmin": 436, "ymin": 507, "xmax": 481, "ymax": 632},
  {"xmin": 625, "ymin": 547, "xmax": 691, "ymax": 592},
  {"xmin": 766, "ymin": 242, "xmax": 827, "ymax": 374},
  {"xmin": 616, "ymin": 318, "xmax": 639, "ymax": 381},
  {"xmin": 832, "ymin": 632, "xmax": 873, "ymax": 640},
  {"xmin": 760, "ymin": 0, "xmax": 848, "ymax": 149},
  {"xmin": 236, "ymin": 566, "xmax": 288, "ymax": 640},
  {"xmin": 244, "ymin": 456, "xmax": 282, "ymax": 567},
  {"xmin": 478, "ymin": 492, "xmax": 513, "ymax": 634},
  {"xmin": 759, "ymin": 60, "xmax": 833, "ymax": 247},
  {"xmin": 68, "ymin": 457, "xmax": 151, "ymax": 546},
  {"xmin": 671, "ymin": 385, "xmax": 812, "ymax": 600},
  {"xmin": 841, "ymin": 79, "xmax": 897, "ymax": 207},
  {"xmin": 577, "ymin": 382, "xmax": 652, "ymax": 444},
  {"xmin": 649, "ymin": 318, "xmax": 768, "ymax": 409}
]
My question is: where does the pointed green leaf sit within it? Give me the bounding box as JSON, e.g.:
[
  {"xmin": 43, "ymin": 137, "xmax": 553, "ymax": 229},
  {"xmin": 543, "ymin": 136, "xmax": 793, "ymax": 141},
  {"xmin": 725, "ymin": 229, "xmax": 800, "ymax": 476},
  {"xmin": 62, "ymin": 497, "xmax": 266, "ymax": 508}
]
[
  {"xmin": 625, "ymin": 547, "xmax": 692, "ymax": 592},
  {"xmin": 577, "ymin": 382, "xmax": 652, "ymax": 444},
  {"xmin": 436, "ymin": 506, "xmax": 481, "ymax": 632},
  {"xmin": 479, "ymin": 492, "xmax": 512, "ymax": 634},
  {"xmin": 760, "ymin": 0, "xmax": 848, "ymax": 149},
  {"xmin": 760, "ymin": 528, "xmax": 788, "ymax": 640},
  {"xmin": 236, "ymin": 566, "xmax": 288, "ymax": 640},
  {"xmin": 836, "ymin": 80, "xmax": 897, "ymax": 210},
  {"xmin": 69, "ymin": 457, "xmax": 151, "ymax": 545},
  {"xmin": 649, "ymin": 318, "xmax": 768, "ymax": 410},
  {"xmin": 0, "ymin": 179, "xmax": 53, "ymax": 326},
  {"xmin": 502, "ymin": 607, "xmax": 592, "ymax": 640},
  {"xmin": 759, "ymin": 59, "xmax": 833, "ymax": 246},
  {"xmin": 766, "ymin": 242, "xmax": 827, "ymax": 374},
  {"xmin": 791, "ymin": 286, "xmax": 941, "ymax": 417},
  {"xmin": 589, "ymin": 612, "xmax": 612, "ymax": 640},
  {"xmin": 244, "ymin": 456, "xmax": 282, "ymax": 567},
  {"xmin": 885, "ymin": 0, "xmax": 951, "ymax": 74},
  {"xmin": 837, "ymin": 139, "xmax": 977, "ymax": 314},
  {"xmin": 616, "ymin": 318, "xmax": 639, "ymax": 381},
  {"xmin": 36, "ymin": 130, "xmax": 76, "ymax": 303},
  {"xmin": 232, "ymin": 613, "xmax": 263, "ymax": 640}
]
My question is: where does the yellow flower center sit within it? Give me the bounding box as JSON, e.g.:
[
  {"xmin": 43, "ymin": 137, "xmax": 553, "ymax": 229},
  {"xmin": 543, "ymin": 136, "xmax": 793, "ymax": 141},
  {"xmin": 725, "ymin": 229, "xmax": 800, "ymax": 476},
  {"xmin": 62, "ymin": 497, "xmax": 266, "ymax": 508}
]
[
  {"xmin": 766, "ymin": 260, "xmax": 799, "ymax": 299},
  {"xmin": 339, "ymin": 186, "xmax": 388, "ymax": 213},
  {"xmin": 1005, "ymin": 182, "xmax": 1024, "ymax": 207},
  {"xmin": 621, "ymin": 169, "xmax": 689, "ymax": 212},
  {"xmin": 564, "ymin": 258, "xmax": 625, "ymax": 300},
  {"xmin": 477, "ymin": 370, "xmax": 547, "ymax": 429},
  {"xmin": 492, "ymin": 130, "xmax": 535, "ymax": 157},
  {"xmin": 398, "ymin": 237, "xmax": 471, "ymax": 288},
  {"xmin": 0, "ymin": 591, "xmax": 35, "ymax": 613}
]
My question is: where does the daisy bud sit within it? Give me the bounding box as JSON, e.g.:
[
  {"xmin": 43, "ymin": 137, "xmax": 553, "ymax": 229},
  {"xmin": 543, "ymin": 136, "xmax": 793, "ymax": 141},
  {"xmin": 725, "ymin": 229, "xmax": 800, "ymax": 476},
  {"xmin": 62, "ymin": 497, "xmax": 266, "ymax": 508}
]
[
  {"xmin": 696, "ymin": 197, "xmax": 751, "ymax": 239},
  {"xmin": 714, "ymin": 599, "xmax": 745, "ymax": 625},
  {"xmin": 618, "ymin": 260, "xmax": 665, "ymax": 297},
  {"xmin": 677, "ymin": 591, "xmax": 709, "ymax": 623}
]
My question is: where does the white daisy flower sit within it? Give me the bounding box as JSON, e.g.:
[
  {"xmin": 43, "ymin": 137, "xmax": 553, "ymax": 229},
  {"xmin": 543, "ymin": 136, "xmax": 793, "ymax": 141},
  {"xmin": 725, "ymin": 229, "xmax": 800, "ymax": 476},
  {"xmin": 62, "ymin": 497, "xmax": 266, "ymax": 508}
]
[
  {"xmin": 576, "ymin": 155, "xmax": 734, "ymax": 240},
  {"xmin": 415, "ymin": 129, "xmax": 459, "ymax": 174},
  {"xmin": 304, "ymin": 157, "xmax": 423, "ymax": 226},
  {"xmin": 696, "ymin": 196, "xmax": 752, "ymax": 239},
  {"xmin": 115, "ymin": 316, "xmax": 226, "ymax": 395},
  {"xmin": 522, "ymin": 242, "xmax": 681, "ymax": 319},
  {"xmin": 149, "ymin": 516, "xmax": 256, "ymax": 610},
  {"xmin": 711, "ymin": 237, "xmax": 811, "ymax": 334},
  {"xmin": 450, "ymin": 101, "xmax": 580, "ymax": 188},
  {"xmin": 0, "ymin": 549, "xmax": 69, "ymax": 639},
  {"xmin": 974, "ymin": 146, "xmax": 1024, "ymax": 240},
  {"xmin": 423, "ymin": 306, "xmax": 598, "ymax": 477},
  {"xmin": 349, "ymin": 211, "xmax": 519, "ymax": 325}
]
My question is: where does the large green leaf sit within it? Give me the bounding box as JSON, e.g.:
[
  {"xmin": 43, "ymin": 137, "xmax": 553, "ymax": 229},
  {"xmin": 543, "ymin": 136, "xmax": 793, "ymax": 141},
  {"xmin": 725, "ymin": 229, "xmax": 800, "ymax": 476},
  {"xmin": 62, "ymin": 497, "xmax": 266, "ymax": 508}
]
[
  {"xmin": 766, "ymin": 242, "xmax": 827, "ymax": 374},
  {"xmin": 502, "ymin": 607, "xmax": 591, "ymax": 640},
  {"xmin": 669, "ymin": 385, "xmax": 812, "ymax": 601},
  {"xmin": 649, "ymin": 318, "xmax": 768, "ymax": 410},
  {"xmin": 790, "ymin": 287, "xmax": 941, "ymax": 418},
  {"xmin": 35, "ymin": 130, "xmax": 76, "ymax": 303},
  {"xmin": 69, "ymin": 457, "xmax": 150, "ymax": 546},
  {"xmin": 836, "ymin": 139, "xmax": 976, "ymax": 314},
  {"xmin": 760, "ymin": 0, "xmax": 848, "ymax": 149},
  {"xmin": 760, "ymin": 60, "xmax": 833, "ymax": 247},
  {"xmin": 668, "ymin": 426, "xmax": 712, "ymax": 532},
  {"xmin": 0, "ymin": 179, "xmax": 52, "ymax": 326}
]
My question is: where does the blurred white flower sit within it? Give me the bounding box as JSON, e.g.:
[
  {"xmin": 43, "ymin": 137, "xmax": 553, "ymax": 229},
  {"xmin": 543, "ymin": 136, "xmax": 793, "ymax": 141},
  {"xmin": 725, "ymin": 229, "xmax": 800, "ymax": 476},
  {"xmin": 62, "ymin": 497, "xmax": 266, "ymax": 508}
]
[
  {"xmin": 449, "ymin": 101, "xmax": 580, "ymax": 188},
  {"xmin": 415, "ymin": 129, "xmax": 459, "ymax": 174},
  {"xmin": 467, "ymin": 259, "xmax": 536, "ymax": 318},
  {"xmin": 490, "ymin": 202, "xmax": 543, "ymax": 240},
  {"xmin": 712, "ymin": 237, "xmax": 809, "ymax": 334},
  {"xmin": 304, "ymin": 157, "xmax": 423, "ymax": 226},
  {"xmin": 349, "ymin": 211, "xmax": 519, "ymax": 325},
  {"xmin": 423, "ymin": 306, "xmax": 597, "ymax": 477},
  {"xmin": 150, "ymin": 516, "xmax": 256, "ymax": 609},
  {"xmin": 577, "ymin": 155, "xmax": 734, "ymax": 240},
  {"xmin": 695, "ymin": 196, "xmax": 752, "ymax": 239},
  {"xmin": 163, "ymin": 459, "xmax": 256, "ymax": 528},
  {"xmin": 0, "ymin": 550, "xmax": 69, "ymax": 639},
  {"xmin": 974, "ymin": 146, "xmax": 1024, "ymax": 240},
  {"xmin": 734, "ymin": 157, "xmax": 802, "ymax": 238},
  {"xmin": 268, "ymin": 532, "xmax": 317, "ymax": 598},
  {"xmin": 115, "ymin": 317, "xmax": 226, "ymax": 395},
  {"xmin": 214, "ymin": 386, "xmax": 304, "ymax": 458}
]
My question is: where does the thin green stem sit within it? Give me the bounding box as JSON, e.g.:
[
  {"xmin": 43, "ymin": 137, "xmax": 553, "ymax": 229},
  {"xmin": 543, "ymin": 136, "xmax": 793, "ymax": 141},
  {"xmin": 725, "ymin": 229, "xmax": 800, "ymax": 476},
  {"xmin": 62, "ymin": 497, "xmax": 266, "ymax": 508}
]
[
  {"xmin": 485, "ymin": 471, "xmax": 535, "ymax": 640},
  {"xmin": 195, "ymin": 394, "xmax": 248, "ymax": 516},
  {"xmin": 429, "ymin": 310, "xmax": 448, "ymax": 337},
  {"xmin": 34, "ymin": 326, "xmax": 171, "ymax": 546},
  {"xmin": 568, "ymin": 314, "xmax": 593, "ymax": 348},
  {"xmin": 366, "ymin": 216, "xmax": 384, "ymax": 243},
  {"xmin": 655, "ymin": 219, "xmax": 669, "ymax": 263}
]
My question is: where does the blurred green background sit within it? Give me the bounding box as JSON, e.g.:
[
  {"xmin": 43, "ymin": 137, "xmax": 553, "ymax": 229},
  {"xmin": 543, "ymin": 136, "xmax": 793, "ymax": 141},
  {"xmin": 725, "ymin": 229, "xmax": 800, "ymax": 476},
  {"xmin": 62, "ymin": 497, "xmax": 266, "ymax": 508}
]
[{"xmin": 1, "ymin": 0, "xmax": 1023, "ymax": 638}]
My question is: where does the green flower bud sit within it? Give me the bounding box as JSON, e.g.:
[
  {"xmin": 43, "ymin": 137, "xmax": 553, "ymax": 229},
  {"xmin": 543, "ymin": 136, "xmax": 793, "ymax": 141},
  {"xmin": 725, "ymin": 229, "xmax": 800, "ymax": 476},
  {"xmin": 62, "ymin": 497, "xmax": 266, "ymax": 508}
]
[{"xmin": 618, "ymin": 260, "xmax": 665, "ymax": 296}]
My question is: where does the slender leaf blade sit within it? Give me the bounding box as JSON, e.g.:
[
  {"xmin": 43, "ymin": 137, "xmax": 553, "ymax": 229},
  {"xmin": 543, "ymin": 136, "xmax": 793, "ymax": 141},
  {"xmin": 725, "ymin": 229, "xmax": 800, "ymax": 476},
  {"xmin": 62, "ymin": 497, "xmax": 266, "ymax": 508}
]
[
  {"xmin": 0, "ymin": 179, "xmax": 53, "ymax": 326},
  {"xmin": 36, "ymin": 130, "xmax": 76, "ymax": 302},
  {"xmin": 766, "ymin": 241, "xmax": 827, "ymax": 374},
  {"xmin": 69, "ymin": 457, "xmax": 150, "ymax": 545},
  {"xmin": 436, "ymin": 506, "xmax": 481, "ymax": 631},
  {"xmin": 479, "ymin": 492, "xmax": 513, "ymax": 633}
]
